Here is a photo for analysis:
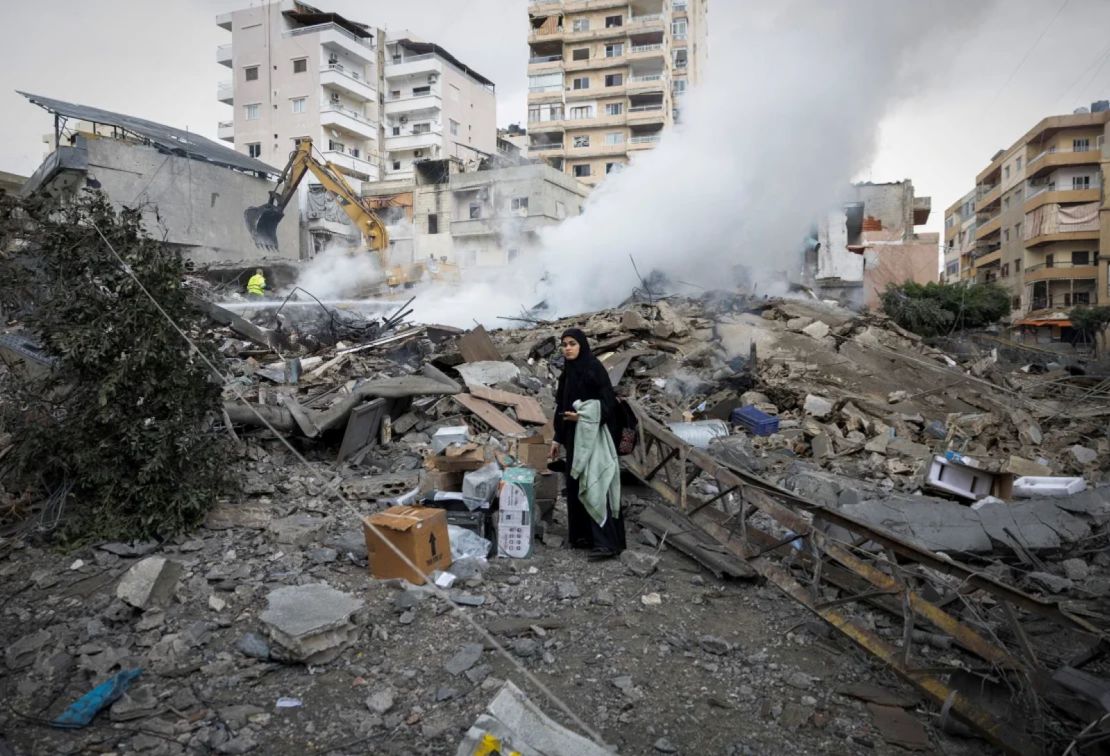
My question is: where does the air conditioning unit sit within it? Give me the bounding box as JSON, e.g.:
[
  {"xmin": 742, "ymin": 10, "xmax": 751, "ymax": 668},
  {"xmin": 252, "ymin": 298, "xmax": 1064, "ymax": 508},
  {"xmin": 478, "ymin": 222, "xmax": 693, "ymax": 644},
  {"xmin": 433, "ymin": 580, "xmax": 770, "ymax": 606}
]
[
  {"xmin": 330, "ymin": 92, "xmax": 340, "ymax": 102},
  {"xmin": 328, "ymin": 54, "xmax": 338, "ymax": 64},
  {"xmin": 414, "ymin": 150, "xmax": 424, "ymax": 157},
  {"xmin": 428, "ymin": 73, "xmax": 438, "ymax": 83}
]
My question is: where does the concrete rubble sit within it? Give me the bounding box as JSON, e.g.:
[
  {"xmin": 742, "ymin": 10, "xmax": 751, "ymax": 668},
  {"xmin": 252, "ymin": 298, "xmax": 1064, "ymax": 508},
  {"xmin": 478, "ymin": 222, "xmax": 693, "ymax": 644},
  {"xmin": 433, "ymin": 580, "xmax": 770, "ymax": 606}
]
[{"xmin": 2, "ymin": 289, "xmax": 1109, "ymax": 754}]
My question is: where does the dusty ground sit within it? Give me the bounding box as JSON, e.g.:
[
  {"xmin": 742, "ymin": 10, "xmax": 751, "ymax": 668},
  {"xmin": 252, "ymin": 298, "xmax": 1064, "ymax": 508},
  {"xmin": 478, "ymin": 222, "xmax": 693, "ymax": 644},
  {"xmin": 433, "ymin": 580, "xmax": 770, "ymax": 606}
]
[{"xmin": 0, "ymin": 456, "xmax": 996, "ymax": 756}]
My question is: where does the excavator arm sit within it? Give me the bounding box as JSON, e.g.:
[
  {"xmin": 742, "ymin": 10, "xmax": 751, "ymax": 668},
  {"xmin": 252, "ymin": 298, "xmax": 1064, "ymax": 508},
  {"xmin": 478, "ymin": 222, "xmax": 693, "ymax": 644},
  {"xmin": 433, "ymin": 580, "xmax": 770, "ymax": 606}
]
[{"xmin": 245, "ymin": 138, "xmax": 389, "ymax": 256}]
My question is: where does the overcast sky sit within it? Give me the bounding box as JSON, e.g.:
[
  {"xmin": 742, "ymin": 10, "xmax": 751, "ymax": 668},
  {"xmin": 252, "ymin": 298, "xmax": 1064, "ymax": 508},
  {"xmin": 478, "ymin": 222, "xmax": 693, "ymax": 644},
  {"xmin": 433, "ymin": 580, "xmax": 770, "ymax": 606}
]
[{"xmin": 1, "ymin": 0, "xmax": 1108, "ymax": 237}]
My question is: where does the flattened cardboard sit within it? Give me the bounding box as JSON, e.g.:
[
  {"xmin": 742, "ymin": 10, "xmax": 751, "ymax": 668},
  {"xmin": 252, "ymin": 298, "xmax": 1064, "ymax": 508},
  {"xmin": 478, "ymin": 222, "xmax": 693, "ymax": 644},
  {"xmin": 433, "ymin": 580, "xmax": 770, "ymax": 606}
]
[{"xmin": 363, "ymin": 505, "xmax": 451, "ymax": 585}]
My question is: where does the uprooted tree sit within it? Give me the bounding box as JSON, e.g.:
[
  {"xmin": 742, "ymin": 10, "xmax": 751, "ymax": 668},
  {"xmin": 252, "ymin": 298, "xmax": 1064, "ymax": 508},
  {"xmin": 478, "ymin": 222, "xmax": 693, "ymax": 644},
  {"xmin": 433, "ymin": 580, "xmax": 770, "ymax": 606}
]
[
  {"xmin": 880, "ymin": 280, "xmax": 1010, "ymax": 337},
  {"xmin": 0, "ymin": 190, "xmax": 229, "ymax": 541}
]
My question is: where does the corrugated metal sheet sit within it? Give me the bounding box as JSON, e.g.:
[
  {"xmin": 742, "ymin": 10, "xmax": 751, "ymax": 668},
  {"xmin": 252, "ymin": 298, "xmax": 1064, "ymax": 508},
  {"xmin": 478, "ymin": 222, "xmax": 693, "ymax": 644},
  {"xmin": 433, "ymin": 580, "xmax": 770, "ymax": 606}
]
[{"xmin": 19, "ymin": 91, "xmax": 278, "ymax": 177}]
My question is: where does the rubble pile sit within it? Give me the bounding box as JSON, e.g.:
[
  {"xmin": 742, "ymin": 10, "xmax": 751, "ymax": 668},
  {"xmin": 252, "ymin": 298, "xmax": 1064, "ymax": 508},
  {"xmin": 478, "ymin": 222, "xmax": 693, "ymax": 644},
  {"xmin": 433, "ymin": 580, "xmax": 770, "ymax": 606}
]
[{"xmin": 2, "ymin": 289, "xmax": 1109, "ymax": 754}]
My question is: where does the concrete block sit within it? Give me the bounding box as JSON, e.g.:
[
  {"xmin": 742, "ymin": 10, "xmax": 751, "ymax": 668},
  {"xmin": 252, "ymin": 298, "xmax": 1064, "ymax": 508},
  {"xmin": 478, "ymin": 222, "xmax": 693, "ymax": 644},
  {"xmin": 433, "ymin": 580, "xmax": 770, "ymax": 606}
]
[
  {"xmin": 803, "ymin": 394, "xmax": 833, "ymax": 419},
  {"xmin": 260, "ymin": 583, "xmax": 363, "ymax": 665},
  {"xmin": 116, "ymin": 557, "xmax": 183, "ymax": 610},
  {"xmin": 801, "ymin": 320, "xmax": 831, "ymax": 340}
]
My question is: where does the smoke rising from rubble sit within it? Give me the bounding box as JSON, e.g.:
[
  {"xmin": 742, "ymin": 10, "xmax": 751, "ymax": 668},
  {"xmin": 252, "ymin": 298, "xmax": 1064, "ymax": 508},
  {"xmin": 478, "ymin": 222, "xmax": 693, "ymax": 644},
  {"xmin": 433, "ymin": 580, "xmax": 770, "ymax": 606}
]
[
  {"xmin": 409, "ymin": 1, "xmax": 993, "ymax": 326},
  {"xmin": 293, "ymin": 241, "xmax": 385, "ymax": 300}
]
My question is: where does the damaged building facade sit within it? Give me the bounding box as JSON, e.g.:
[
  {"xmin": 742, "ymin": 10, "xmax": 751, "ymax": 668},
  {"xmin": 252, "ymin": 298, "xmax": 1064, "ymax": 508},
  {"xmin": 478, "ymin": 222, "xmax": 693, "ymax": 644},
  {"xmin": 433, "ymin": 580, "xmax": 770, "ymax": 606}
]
[
  {"xmin": 805, "ymin": 180, "xmax": 939, "ymax": 308},
  {"xmin": 16, "ymin": 93, "xmax": 300, "ymax": 273},
  {"xmin": 361, "ymin": 158, "xmax": 590, "ymax": 270},
  {"xmin": 960, "ymin": 103, "xmax": 1109, "ymax": 336}
]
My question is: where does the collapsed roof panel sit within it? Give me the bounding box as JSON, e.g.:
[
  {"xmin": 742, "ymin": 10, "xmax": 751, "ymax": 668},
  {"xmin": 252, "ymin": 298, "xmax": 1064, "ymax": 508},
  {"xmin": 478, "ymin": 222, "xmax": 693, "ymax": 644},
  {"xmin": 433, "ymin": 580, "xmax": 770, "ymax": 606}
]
[{"xmin": 19, "ymin": 91, "xmax": 279, "ymax": 177}]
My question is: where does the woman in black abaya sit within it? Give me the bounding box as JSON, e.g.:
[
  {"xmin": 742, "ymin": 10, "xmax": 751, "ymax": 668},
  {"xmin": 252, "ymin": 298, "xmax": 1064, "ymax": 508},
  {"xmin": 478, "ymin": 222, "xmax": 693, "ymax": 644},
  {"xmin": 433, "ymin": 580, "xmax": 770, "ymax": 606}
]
[{"xmin": 549, "ymin": 328, "xmax": 626, "ymax": 560}]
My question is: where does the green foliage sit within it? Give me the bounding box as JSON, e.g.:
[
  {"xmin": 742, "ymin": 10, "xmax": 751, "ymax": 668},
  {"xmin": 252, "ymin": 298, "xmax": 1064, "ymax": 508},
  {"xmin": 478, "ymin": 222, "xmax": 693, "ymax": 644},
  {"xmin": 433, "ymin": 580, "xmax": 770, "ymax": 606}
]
[
  {"xmin": 880, "ymin": 280, "xmax": 1010, "ymax": 336},
  {"xmin": 0, "ymin": 191, "xmax": 228, "ymax": 541},
  {"xmin": 1070, "ymin": 305, "xmax": 1110, "ymax": 343}
]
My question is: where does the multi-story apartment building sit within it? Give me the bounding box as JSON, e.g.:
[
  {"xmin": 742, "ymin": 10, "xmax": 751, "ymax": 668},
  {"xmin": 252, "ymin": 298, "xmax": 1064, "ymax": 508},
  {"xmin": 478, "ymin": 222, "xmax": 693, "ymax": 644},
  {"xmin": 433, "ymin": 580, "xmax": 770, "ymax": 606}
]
[
  {"xmin": 215, "ymin": 2, "xmax": 496, "ymax": 188},
  {"xmin": 942, "ymin": 190, "xmax": 975, "ymax": 283},
  {"xmin": 967, "ymin": 103, "xmax": 1109, "ymax": 322},
  {"xmin": 526, "ymin": 0, "xmax": 708, "ymax": 187}
]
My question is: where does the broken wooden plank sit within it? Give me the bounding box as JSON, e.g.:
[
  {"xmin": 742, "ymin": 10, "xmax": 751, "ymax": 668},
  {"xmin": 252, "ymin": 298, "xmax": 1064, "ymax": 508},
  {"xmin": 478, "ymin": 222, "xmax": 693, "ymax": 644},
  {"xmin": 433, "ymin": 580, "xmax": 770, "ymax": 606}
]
[
  {"xmin": 599, "ymin": 349, "xmax": 652, "ymax": 386},
  {"xmin": 469, "ymin": 385, "xmax": 548, "ymax": 425},
  {"xmin": 458, "ymin": 325, "xmax": 502, "ymax": 363},
  {"xmin": 307, "ymin": 353, "xmax": 349, "ymax": 379},
  {"xmin": 453, "ymin": 393, "xmax": 527, "ymax": 436}
]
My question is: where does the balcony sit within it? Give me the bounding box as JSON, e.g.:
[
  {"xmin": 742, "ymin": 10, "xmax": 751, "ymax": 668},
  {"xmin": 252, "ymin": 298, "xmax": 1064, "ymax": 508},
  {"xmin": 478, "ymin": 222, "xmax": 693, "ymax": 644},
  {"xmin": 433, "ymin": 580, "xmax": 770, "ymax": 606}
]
[
  {"xmin": 529, "ymin": 142, "xmax": 565, "ymax": 152},
  {"xmin": 1023, "ymin": 261, "xmax": 1098, "ymax": 283},
  {"xmin": 629, "ymin": 43, "xmax": 666, "ymax": 60},
  {"xmin": 528, "ymin": 25, "xmax": 564, "ymax": 43},
  {"xmin": 528, "ymin": 119, "xmax": 566, "ymax": 133},
  {"xmin": 384, "ymin": 93, "xmax": 442, "ymax": 117},
  {"xmin": 563, "ymin": 110, "xmax": 625, "ymax": 129},
  {"xmin": 216, "ymin": 12, "xmax": 232, "ymax": 31},
  {"xmin": 1026, "ymin": 144, "xmax": 1103, "ymax": 178},
  {"xmin": 567, "ymin": 83, "xmax": 627, "ymax": 100},
  {"xmin": 217, "ymin": 81, "xmax": 234, "ymax": 105},
  {"xmin": 320, "ymin": 105, "xmax": 376, "ymax": 140},
  {"xmin": 568, "ymin": 140, "xmax": 629, "ymax": 158},
  {"xmin": 975, "ymin": 183, "xmax": 1001, "ymax": 212},
  {"xmin": 385, "ymin": 129, "xmax": 442, "ymax": 152},
  {"xmin": 627, "ymin": 73, "xmax": 667, "ymax": 93},
  {"xmin": 629, "ymin": 134, "xmax": 661, "ymax": 149},
  {"xmin": 1024, "ymin": 184, "xmax": 1101, "ymax": 212},
  {"xmin": 217, "ymin": 43, "xmax": 232, "ymax": 68},
  {"xmin": 323, "ymin": 149, "xmax": 377, "ymax": 180},
  {"xmin": 565, "ymin": 52, "xmax": 628, "ymax": 71},
  {"xmin": 627, "ymin": 104, "xmax": 666, "ymax": 124},
  {"xmin": 974, "ymin": 211, "xmax": 1002, "ymax": 240},
  {"xmin": 1026, "ymin": 227, "xmax": 1101, "ymax": 247},
  {"xmin": 973, "ymin": 248, "xmax": 1002, "ymax": 268},
  {"xmin": 528, "ymin": 54, "xmax": 563, "ymax": 67},
  {"xmin": 217, "ymin": 120, "xmax": 234, "ymax": 143},
  {"xmin": 284, "ymin": 23, "xmax": 373, "ymax": 63},
  {"xmin": 630, "ymin": 13, "xmax": 665, "ymax": 28},
  {"xmin": 385, "ymin": 54, "xmax": 442, "ymax": 79},
  {"xmin": 321, "ymin": 64, "xmax": 375, "ymax": 102},
  {"xmin": 1028, "ymin": 292, "xmax": 1098, "ymax": 311}
]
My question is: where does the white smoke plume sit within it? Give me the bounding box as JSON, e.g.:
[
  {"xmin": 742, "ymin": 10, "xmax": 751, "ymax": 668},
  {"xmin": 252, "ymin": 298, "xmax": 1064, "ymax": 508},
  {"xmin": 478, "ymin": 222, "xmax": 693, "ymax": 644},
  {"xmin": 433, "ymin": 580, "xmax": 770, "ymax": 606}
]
[
  {"xmin": 293, "ymin": 242, "xmax": 385, "ymax": 300},
  {"xmin": 409, "ymin": 0, "xmax": 994, "ymax": 327}
]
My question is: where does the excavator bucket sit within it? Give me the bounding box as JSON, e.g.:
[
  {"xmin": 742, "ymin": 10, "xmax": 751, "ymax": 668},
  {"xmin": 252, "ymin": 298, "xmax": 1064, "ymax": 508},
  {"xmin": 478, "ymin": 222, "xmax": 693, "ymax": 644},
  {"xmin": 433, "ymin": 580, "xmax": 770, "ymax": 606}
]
[{"xmin": 244, "ymin": 204, "xmax": 284, "ymax": 251}]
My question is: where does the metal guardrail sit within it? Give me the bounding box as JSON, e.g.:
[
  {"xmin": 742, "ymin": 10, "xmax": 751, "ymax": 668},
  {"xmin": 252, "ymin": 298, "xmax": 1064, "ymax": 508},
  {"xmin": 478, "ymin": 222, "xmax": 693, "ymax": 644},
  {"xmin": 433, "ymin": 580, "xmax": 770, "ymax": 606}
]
[
  {"xmin": 630, "ymin": 135, "xmax": 660, "ymax": 144},
  {"xmin": 622, "ymin": 399, "xmax": 1104, "ymax": 756},
  {"xmin": 286, "ymin": 22, "xmax": 371, "ymax": 48},
  {"xmin": 1025, "ymin": 260, "xmax": 1096, "ymax": 272},
  {"xmin": 529, "ymin": 55, "xmax": 562, "ymax": 63}
]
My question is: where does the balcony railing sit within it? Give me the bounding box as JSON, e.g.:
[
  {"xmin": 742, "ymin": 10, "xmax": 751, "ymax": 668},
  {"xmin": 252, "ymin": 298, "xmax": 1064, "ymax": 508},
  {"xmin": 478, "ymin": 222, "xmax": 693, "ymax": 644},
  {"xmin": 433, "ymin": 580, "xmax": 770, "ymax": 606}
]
[
  {"xmin": 324, "ymin": 62, "xmax": 367, "ymax": 83},
  {"xmin": 529, "ymin": 54, "xmax": 562, "ymax": 63},
  {"xmin": 976, "ymin": 182, "xmax": 999, "ymax": 198},
  {"xmin": 631, "ymin": 43, "xmax": 664, "ymax": 52},
  {"xmin": 530, "ymin": 143, "xmax": 564, "ymax": 151},
  {"xmin": 1025, "ymin": 260, "xmax": 1097, "ymax": 272},
  {"xmin": 1030, "ymin": 295, "xmax": 1097, "ymax": 310},
  {"xmin": 218, "ymin": 120, "xmax": 233, "ymax": 129},
  {"xmin": 629, "ymin": 74, "xmax": 664, "ymax": 82},
  {"xmin": 529, "ymin": 84, "xmax": 563, "ymax": 93},
  {"xmin": 630, "ymin": 135, "xmax": 661, "ymax": 144},
  {"xmin": 322, "ymin": 102, "xmax": 372, "ymax": 123},
  {"xmin": 632, "ymin": 13, "xmax": 664, "ymax": 22},
  {"xmin": 286, "ymin": 22, "xmax": 371, "ymax": 48},
  {"xmin": 1029, "ymin": 143, "xmax": 1102, "ymax": 166},
  {"xmin": 629, "ymin": 104, "xmax": 664, "ymax": 112}
]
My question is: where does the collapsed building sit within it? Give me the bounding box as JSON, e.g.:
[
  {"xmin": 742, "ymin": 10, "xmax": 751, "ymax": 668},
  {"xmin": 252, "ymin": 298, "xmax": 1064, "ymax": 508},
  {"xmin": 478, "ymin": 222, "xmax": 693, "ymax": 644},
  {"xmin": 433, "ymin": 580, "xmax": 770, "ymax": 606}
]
[
  {"xmin": 805, "ymin": 180, "xmax": 940, "ymax": 308},
  {"xmin": 16, "ymin": 92, "xmax": 301, "ymax": 277}
]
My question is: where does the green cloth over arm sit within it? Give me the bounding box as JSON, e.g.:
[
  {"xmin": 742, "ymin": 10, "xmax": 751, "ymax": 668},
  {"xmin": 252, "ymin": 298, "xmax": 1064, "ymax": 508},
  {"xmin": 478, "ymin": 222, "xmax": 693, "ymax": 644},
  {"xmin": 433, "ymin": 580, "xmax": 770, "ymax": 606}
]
[{"xmin": 569, "ymin": 399, "xmax": 621, "ymax": 525}]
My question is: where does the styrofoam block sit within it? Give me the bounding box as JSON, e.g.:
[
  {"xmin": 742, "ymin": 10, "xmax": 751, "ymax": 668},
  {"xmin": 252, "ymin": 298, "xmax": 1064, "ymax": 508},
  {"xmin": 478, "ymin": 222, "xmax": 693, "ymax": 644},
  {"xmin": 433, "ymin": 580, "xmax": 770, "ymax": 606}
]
[{"xmin": 1012, "ymin": 476, "xmax": 1087, "ymax": 498}]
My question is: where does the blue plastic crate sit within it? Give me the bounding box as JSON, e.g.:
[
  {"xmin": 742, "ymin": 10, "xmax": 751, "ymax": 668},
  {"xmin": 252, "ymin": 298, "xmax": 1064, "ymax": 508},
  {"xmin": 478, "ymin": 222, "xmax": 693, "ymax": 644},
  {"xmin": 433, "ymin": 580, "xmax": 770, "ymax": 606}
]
[{"xmin": 730, "ymin": 405, "xmax": 779, "ymax": 436}]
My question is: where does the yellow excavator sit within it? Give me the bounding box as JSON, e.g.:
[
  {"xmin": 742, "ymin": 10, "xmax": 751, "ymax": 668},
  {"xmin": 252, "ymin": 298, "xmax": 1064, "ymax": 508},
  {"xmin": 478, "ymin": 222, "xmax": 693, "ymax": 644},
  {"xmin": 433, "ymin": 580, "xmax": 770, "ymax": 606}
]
[{"xmin": 245, "ymin": 138, "xmax": 407, "ymax": 287}]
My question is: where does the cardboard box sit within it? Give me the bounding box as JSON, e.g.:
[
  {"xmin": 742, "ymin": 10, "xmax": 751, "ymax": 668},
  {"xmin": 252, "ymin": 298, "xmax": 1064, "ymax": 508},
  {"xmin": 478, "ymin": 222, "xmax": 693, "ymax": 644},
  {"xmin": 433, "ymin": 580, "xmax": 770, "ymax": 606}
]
[
  {"xmin": 497, "ymin": 468, "xmax": 536, "ymax": 558},
  {"xmin": 424, "ymin": 443, "xmax": 487, "ymax": 473},
  {"xmin": 363, "ymin": 505, "xmax": 451, "ymax": 584},
  {"xmin": 421, "ymin": 469, "xmax": 465, "ymax": 493}
]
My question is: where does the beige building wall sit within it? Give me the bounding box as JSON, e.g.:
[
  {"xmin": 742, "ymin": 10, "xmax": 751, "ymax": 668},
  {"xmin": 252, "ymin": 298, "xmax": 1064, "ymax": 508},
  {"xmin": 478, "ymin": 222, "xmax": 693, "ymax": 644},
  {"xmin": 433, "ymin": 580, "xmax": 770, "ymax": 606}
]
[
  {"xmin": 670, "ymin": 0, "xmax": 708, "ymax": 122},
  {"xmin": 942, "ymin": 189, "xmax": 974, "ymax": 283},
  {"xmin": 967, "ymin": 107, "xmax": 1109, "ymax": 323},
  {"xmin": 527, "ymin": 0, "xmax": 686, "ymax": 187}
]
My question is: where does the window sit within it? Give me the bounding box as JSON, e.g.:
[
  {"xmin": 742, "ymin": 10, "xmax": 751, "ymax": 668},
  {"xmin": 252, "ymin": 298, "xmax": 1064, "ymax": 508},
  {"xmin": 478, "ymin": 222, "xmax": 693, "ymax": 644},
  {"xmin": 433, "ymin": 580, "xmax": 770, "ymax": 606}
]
[
  {"xmin": 1076, "ymin": 291, "xmax": 1091, "ymax": 305},
  {"xmin": 572, "ymin": 76, "xmax": 589, "ymax": 90},
  {"xmin": 1073, "ymin": 175, "xmax": 1092, "ymax": 190},
  {"xmin": 450, "ymin": 119, "xmax": 459, "ymax": 136},
  {"xmin": 350, "ymin": 148, "xmax": 360, "ymax": 159},
  {"xmin": 1046, "ymin": 253, "xmax": 1055, "ymax": 268},
  {"xmin": 673, "ymin": 48, "xmax": 688, "ymax": 68},
  {"xmin": 244, "ymin": 103, "xmax": 260, "ymax": 120},
  {"xmin": 606, "ymin": 162, "xmax": 623, "ymax": 174},
  {"xmin": 1016, "ymin": 156, "xmax": 1022, "ymax": 171},
  {"xmin": 328, "ymin": 139, "xmax": 345, "ymax": 152},
  {"xmin": 569, "ymin": 105, "xmax": 593, "ymax": 119},
  {"xmin": 392, "ymin": 160, "xmax": 401, "ymax": 170},
  {"xmin": 555, "ymin": 200, "xmax": 566, "ymax": 219},
  {"xmin": 1012, "ymin": 296, "xmax": 1021, "ymax": 309},
  {"xmin": 572, "ymin": 48, "xmax": 590, "ymax": 61},
  {"xmin": 673, "ymin": 79, "xmax": 688, "ymax": 94},
  {"xmin": 428, "ymin": 214, "xmax": 439, "ymax": 234},
  {"xmin": 1004, "ymin": 165, "xmax": 1010, "ymax": 179},
  {"xmin": 1074, "ymin": 138, "xmax": 1090, "ymax": 151},
  {"xmin": 605, "ymin": 44, "xmax": 623, "ymax": 58},
  {"xmin": 529, "ymin": 72, "xmax": 562, "ymax": 92},
  {"xmin": 672, "ymin": 19, "xmax": 688, "ymax": 39},
  {"xmin": 293, "ymin": 58, "xmax": 307, "ymax": 73},
  {"xmin": 945, "ymin": 214, "xmax": 955, "ymax": 228},
  {"xmin": 605, "ymin": 102, "xmax": 623, "ymax": 116},
  {"xmin": 413, "ymin": 123, "xmax": 431, "ymax": 134},
  {"xmin": 392, "ymin": 126, "xmax": 401, "ymax": 136},
  {"xmin": 1001, "ymin": 263, "xmax": 1009, "ymax": 278},
  {"xmin": 604, "ymin": 73, "xmax": 624, "ymax": 87},
  {"xmin": 291, "ymin": 97, "xmax": 306, "ymax": 113},
  {"xmin": 246, "ymin": 142, "xmax": 261, "ymax": 158},
  {"xmin": 469, "ymin": 202, "xmax": 482, "ymax": 220},
  {"xmin": 574, "ymin": 135, "xmax": 590, "ymax": 148},
  {"xmin": 511, "ymin": 197, "xmax": 529, "ymax": 211},
  {"xmin": 413, "ymin": 86, "xmax": 431, "ymax": 96},
  {"xmin": 1015, "ymin": 259, "xmax": 1022, "ymax": 272},
  {"xmin": 573, "ymin": 164, "xmax": 591, "ymax": 177},
  {"xmin": 391, "ymin": 89, "xmax": 401, "ymax": 99},
  {"xmin": 1073, "ymin": 251, "xmax": 1091, "ymax": 265},
  {"xmin": 605, "ymin": 132, "xmax": 623, "ymax": 145},
  {"xmin": 1015, "ymin": 223, "xmax": 1021, "ymax": 237},
  {"xmin": 1003, "ymin": 229, "xmax": 1009, "ymax": 242},
  {"xmin": 572, "ymin": 18, "xmax": 589, "ymax": 32},
  {"xmin": 605, "ymin": 15, "xmax": 622, "ymax": 27},
  {"xmin": 244, "ymin": 65, "xmax": 259, "ymax": 81}
]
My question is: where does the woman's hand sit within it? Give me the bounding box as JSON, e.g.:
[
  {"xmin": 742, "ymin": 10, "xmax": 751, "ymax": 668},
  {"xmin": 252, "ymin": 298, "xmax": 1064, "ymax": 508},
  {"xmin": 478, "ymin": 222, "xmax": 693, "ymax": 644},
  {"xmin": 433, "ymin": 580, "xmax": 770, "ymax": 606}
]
[
  {"xmin": 548, "ymin": 442, "xmax": 560, "ymax": 460},
  {"xmin": 563, "ymin": 411, "xmax": 579, "ymax": 422}
]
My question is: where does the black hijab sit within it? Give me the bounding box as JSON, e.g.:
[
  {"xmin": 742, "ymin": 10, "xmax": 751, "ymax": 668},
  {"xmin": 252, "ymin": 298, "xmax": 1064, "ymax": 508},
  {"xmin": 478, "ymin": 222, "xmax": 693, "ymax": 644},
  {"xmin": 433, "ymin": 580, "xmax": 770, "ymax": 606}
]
[{"xmin": 554, "ymin": 328, "xmax": 620, "ymax": 444}]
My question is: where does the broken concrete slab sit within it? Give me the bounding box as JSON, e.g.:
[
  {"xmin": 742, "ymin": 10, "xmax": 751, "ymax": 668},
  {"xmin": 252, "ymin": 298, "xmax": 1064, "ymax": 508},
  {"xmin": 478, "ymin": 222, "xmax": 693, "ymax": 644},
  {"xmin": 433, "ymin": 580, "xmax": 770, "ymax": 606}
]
[
  {"xmin": 840, "ymin": 498, "xmax": 992, "ymax": 553},
  {"xmin": 455, "ymin": 361, "xmax": 520, "ymax": 388},
  {"xmin": 6, "ymin": 629, "xmax": 51, "ymax": 670},
  {"xmin": 259, "ymin": 583, "xmax": 363, "ymax": 665},
  {"xmin": 116, "ymin": 557, "xmax": 184, "ymax": 610},
  {"xmin": 266, "ymin": 513, "xmax": 330, "ymax": 547},
  {"xmin": 803, "ymin": 394, "xmax": 833, "ymax": 419},
  {"xmin": 445, "ymin": 643, "xmax": 485, "ymax": 676},
  {"xmin": 204, "ymin": 504, "xmax": 273, "ymax": 530},
  {"xmin": 801, "ymin": 320, "xmax": 831, "ymax": 340}
]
